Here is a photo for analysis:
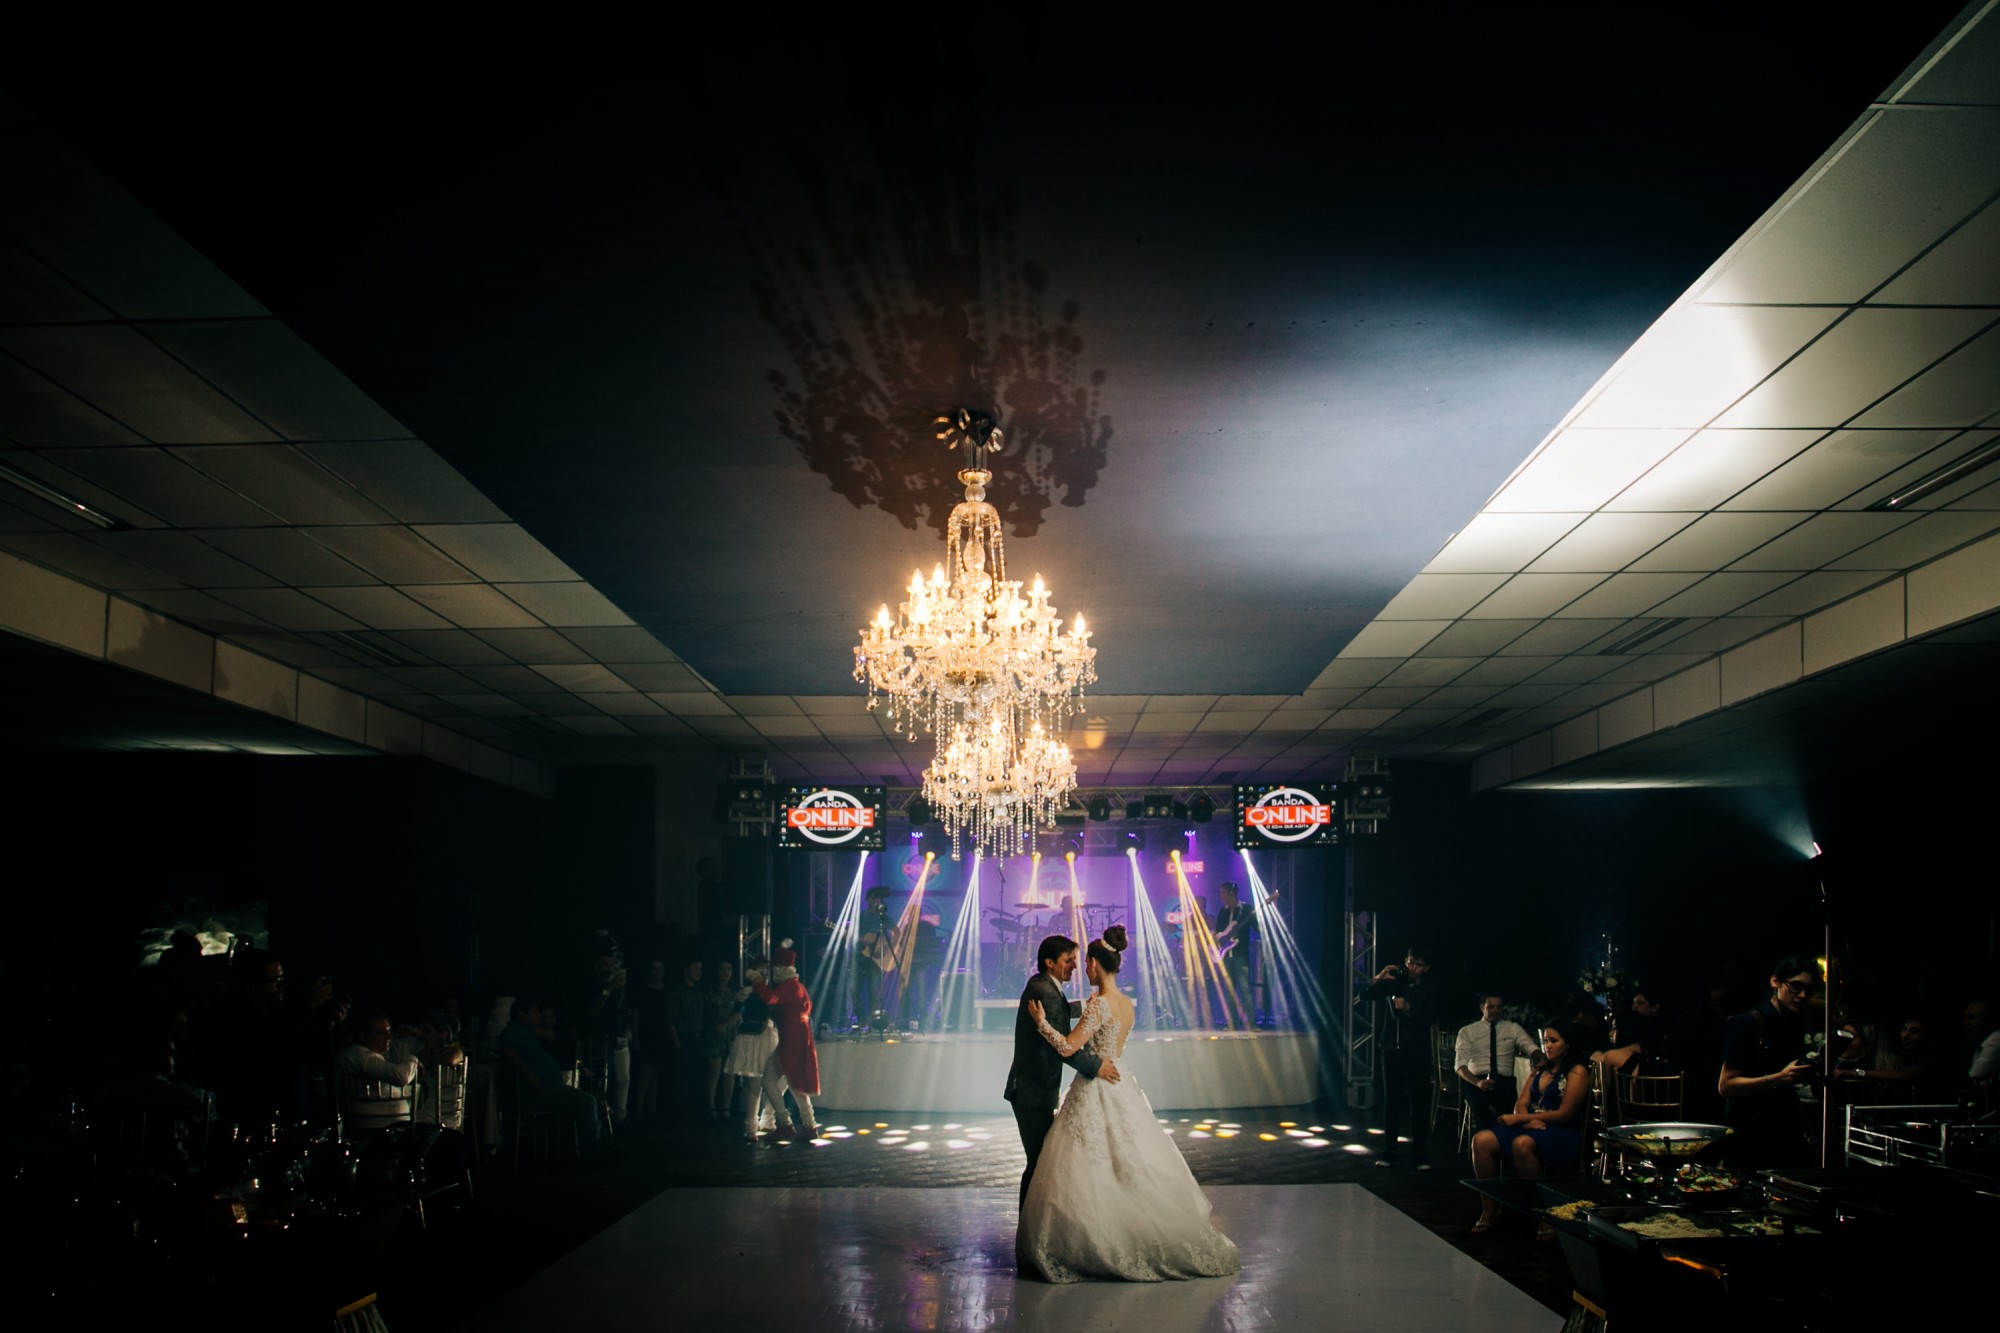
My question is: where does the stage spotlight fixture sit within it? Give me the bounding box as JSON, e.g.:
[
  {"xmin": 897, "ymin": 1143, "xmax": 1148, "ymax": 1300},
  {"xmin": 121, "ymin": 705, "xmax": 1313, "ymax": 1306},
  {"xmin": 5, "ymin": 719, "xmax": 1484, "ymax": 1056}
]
[
  {"xmin": 1126, "ymin": 800, "xmax": 1145, "ymax": 820},
  {"xmin": 1123, "ymin": 829, "xmax": 1147, "ymax": 852},
  {"xmin": 1124, "ymin": 845, "xmax": 1137, "ymax": 858},
  {"xmin": 1172, "ymin": 800, "xmax": 1188, "ymax": 821},
  {"xmin": 1184, "ymin": 827, "xmax": 1198, "ymax": 840},
  {"xmin": 1141, "ymin": 794, "xmax": 1174, "ymax": 819},
  {"xmin": 925, "ymin": 850, "xmax": 936, "ymax": 862},
  {"xmin": 907, "ymin": 796, "xmax": 933, "ymax": 825},
  {"xmin": 1087, "ymin": 796, "xmax": 1111, "ymax": 822},
  {"xmin": 1189, "ymin": 794, "xmax": 1215, "ymax": 824},
  {"xmin": 1065, "ymin": 850, "xmax": 1077, "ymax": 863}
]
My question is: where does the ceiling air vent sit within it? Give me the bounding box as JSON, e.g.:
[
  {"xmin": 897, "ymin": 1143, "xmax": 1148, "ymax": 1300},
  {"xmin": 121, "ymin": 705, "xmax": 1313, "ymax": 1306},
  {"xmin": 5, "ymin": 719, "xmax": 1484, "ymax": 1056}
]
[{"xmin": 1599, "ymin": 618, "xmax": 1688, "ymax": 655}]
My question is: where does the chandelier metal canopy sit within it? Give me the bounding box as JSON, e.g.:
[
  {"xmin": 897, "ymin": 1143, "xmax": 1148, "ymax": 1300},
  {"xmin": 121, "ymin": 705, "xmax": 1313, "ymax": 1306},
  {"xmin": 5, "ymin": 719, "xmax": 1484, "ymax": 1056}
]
[{"xmin": 855, "ymin": 410, "xmax": 1097, "ymax": 858}]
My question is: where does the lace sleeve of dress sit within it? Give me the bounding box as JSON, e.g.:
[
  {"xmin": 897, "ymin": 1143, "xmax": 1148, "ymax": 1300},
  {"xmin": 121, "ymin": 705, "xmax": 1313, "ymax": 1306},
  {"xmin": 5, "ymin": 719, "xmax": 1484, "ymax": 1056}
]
[{"xmin": 1035, "ymin": 995, "xmax": 1103, "ymax": 1058}]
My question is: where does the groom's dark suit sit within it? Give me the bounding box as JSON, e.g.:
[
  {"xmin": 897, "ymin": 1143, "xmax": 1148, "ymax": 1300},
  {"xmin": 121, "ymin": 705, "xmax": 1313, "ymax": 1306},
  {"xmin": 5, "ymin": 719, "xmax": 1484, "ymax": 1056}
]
[{"xmin": 1004, "ymin": 970, "xmax": 1103, "ymax": 1205}]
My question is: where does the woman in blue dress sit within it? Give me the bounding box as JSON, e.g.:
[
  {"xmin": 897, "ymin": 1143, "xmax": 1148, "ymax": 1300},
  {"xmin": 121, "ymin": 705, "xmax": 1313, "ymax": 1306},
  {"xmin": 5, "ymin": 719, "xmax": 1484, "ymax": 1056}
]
[{"xmin": 1469, "ymin": 1016, "xmax": 1592, "ymax": 1233}]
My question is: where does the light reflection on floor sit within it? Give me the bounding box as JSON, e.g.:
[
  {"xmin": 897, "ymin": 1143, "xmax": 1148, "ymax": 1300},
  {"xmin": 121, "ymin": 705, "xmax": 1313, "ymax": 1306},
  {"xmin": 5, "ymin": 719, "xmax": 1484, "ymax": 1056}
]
[{"xmin": 752, "ymin": 1109, "xmax": 1389, "ymax": 1165}]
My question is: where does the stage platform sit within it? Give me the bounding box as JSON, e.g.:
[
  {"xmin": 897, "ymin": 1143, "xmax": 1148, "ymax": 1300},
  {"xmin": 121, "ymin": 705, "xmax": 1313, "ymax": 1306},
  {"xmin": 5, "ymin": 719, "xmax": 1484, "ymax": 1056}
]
[
  {"xmin": 455, "ymin": 1184, "xmax": 1558, "ymax": 1332},
  {"xmin": 814, "ymin": 1030, "xmax": 1318, "ymax": 1112}
]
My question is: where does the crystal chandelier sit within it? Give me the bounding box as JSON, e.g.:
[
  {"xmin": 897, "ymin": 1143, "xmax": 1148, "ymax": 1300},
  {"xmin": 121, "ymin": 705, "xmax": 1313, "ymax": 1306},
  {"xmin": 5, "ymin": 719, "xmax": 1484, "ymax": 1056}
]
[{"xmin": 854, "ymin": 410, "xmax": 1097, "ymax": 858}]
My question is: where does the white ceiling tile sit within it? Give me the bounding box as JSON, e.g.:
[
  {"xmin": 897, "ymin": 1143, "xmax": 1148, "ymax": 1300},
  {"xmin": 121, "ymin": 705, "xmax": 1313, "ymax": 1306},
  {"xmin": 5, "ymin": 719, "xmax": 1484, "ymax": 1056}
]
[
  {"xmin": 1715, "ymin": 308, "xmax": 1997, "ymax": 429},
  {"xmin": 411, "ymin": 523, "xmax": 578, "ymax": 583},
  {"xmin": 533, "ymin": 664, "xmax": 632, "ymax": 692},
  {"xmin": 1725, "ymin": 428, "xmax": 1962, "ymax": 511},
  {"xmin": 1310, "ymin": 659, "xmax": 1396, "ymax": 687},
  {"xmin": 582, "ymin": 693, "xmax": 668, "ymax": 717},
  {"xmin": 1552, "ymin": 572, "xmax": 1702, "ymax": 617},
  {"xmin": 1844, "ymin": 428, "xmax": 2000, "ymax": 510},
  {"xmin": 1572, "ymin": 305, "xmax": 1835, "ymax": 430},
  {"xmin": 35, "ymin": 447, "xmax": 267, "ymax": 527},
  {"xmin": 1523, "ymin": 656, "xmax": 1622, "ymax": 684},
  {"xmin": 1728, "ymin": 513, "xmax": 1919, "ymax": 570},
  {"xmin": 1605, "ymin": 428, "xmax": 1821, "ymax": 511},
  {"xmin": 1699, "ymin": 108, "xmax": 2000, "ymax": 304},
  {"xmin": 1525, "ymin": 512, "xmax": 1694, "ymax": 572},
  {"xmin": 1378, "ymin": 657, "xmax": 1475, "ymax": 687},
  {"xmin": 458, "ymin": 664, "xmax": 562, "ymax": 692},
  {"xmin": 1732, "ymin": 570, "xmax": 1891, "ymax": 618},
  {"xmin": 0, "ymin": 530, "xmax": 181, "ymax": 589},
  {"xmin": 1629, "ymin": 512, "xmax": 1806, "ymax": 570},
  {"xmin": 207, "ymin": 587, "xmax": 364, "ymax": 632},
  {"xmin": 1415, "ymin": 620, "xmax": 1536, "ymax": 656},
  {"xmin": 299, "ymin": 525, "xmax": 478, "ymax": 584},
  {"xmin": 609, "ymin": 662, "xmax": 705, "ymax": 691},
  {"xmin": 0, "ymin": 325, "xmax": 277, "ymax": 443},
  {"xmin": 1874, "ymin": 196, "xmax": 2000, "ymax": 304},
  {"xmin": 89, "ymin": 530, "xmax": 278, "ymax": 588},
  {"xmin": 0, "ymin": 354, "xmax": 144, "ymax": 447},
  {"xmin": 1144, "ymin": 695, "xmax": 1218, "ymax": 712},
  {"xmin": 0, "ymin": 234, "xmax": 113, "ymax": 324},
  {"xmin": 1487, "ymin": 429, "xmax": 1690, "ymax": 512},
  {"xmin": 378, "ymin": 630, "xmax": 512, "ymax": 665},
  {"xmin": 1597, "ymin": 654, "xmax": 1706, "ymax": 683},
  {"xmin": 1496, "ymin": 619, "xmax": 1627, "ymax": 655},
  {"xmin": 1418, "ymin": 685, "xmax": 1506, "ymax": 708},
  {"xmin": 1852, "ymin": 322, "xmax": 2000, "ymax": 428},
  {"xmin": 1647, "ymin": 572, "xmax": 1799, "ymax": 617},
  {"xmin": 126, "ymin": 588, "xmax": 274, "ymax": 634},
  {"xmin": 192, "ymin": 528, "xmax": 377, "ymax": 586},
  {"xmin": 560, "ymin": 626, "xmax": 680, "ymax": 662},
  {"xmin": 1425, "ymin": 512, "xmax": 1580, "ymax": 572},
  {"xmin": 1338, "ymin": 620, "xmax": 1446, "ymax": 656},
  {"xmin": 1888, "ymin": 16, "xmax": 2000, "ymax": 104},
  {"xmin": 1654, "ymin": 617, "xmax": 1791, "ymax": 656},
  {"xmin": 0, "ymin": 135, "xmax": 267, "ymax": 320},
  {"xmin": 174, "ymin": 445, "xmax": 395, "ymax": 525},
  {"xmin": 1375, "ymin": 572, "xmax": 1509, "ymax": 619},
  {"xmin": 1452, "ymin": 657, "xmax": 1561, "ymax": 685},
  {"xmin": 304, "ymin": 588, "xmax": 454, "ymax": 632},
  {"xmin": 142, "ymin": 321, "xmax": 409, "ymax": 442},
  {"xmin": 400, "ymin": 583, "xmax": 542, "ymax": 629},
  {"xmin": 1465, "ymin": 572, "xmax": 1604, "ymax": 619},
  {"xmin": 301, "ymin": 441, "xmax": 510, "ymax": 524},
  {"xmin": 496, "ymin": 581, "xmax": 634, "ymax": 627},
  {"xmin": 467, "ymin": 628, "xmax": 590, "ymax": 662},
  {"xmin": 1829, "ymin": 511, "xmax": 2000, "ymax": 570}
]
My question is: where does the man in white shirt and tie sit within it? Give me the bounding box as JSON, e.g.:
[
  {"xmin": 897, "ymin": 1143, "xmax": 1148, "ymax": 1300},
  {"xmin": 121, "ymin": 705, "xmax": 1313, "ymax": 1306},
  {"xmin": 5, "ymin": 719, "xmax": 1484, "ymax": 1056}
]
[{"xmin": 1455, "ymin": 992, "xmax": 1538, "ymax": 1126}]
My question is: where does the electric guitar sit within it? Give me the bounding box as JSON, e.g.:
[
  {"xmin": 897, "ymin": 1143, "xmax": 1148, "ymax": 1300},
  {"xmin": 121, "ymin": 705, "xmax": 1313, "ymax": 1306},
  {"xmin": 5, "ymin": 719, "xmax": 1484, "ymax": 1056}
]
[{"xmin": 1214, "ymin": 889, "xmax": 1279, "ymax": 958}]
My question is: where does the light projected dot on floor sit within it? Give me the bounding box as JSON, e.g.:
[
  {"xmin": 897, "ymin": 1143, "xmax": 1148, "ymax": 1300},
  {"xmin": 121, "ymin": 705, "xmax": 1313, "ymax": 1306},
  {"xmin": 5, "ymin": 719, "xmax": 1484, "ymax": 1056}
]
[
  {"xmin": 828, "ymin": 1131, "xmax": 855, "ymax": 1138},
  {"xmin": 1285, "ymin": 1129, "xmax": 1309, "ymax": 1137},
  {"xmin": 904, "ymin": 1141, "xmax": 929, "ymax": 1151},
  {"xmin": 913, "ymin": 1124, "xmax": 932, "ymax": 1131},
  {"xmin": 1343, "ymin": 1143, "xmax": 1371, "ymax": 1154},
  {"xmin": 1258, "ymin": 1133, "xmax": 1279, "ymax": 1141},
  {"xmin": 1302, "ymin": 1138, "xmax": 1330, "ymax": 1147},
  {"xmin": 1221, "ymin": 1122, "xmax": 1242, "ymax": 1129},
  {"xmin": 824, "ymin": 1125, "xmax": 848, "ymax": 1132},
  {"xmin": 1279, "ymin": 1121, "xmax": 1296, "ymax": 1128},
  {"xmin": 1366, "ymin": 1128, "xmax": 1384, "ymax": 1136},
  {"xmin": 875, "ymin": 1123, "xmax": 889, "ymax": 1128},
  {"xmin": 1330, "ymin": 1124, "xmax": 1350, "ymax": 1132},
  {"xmin": 947, "ymin": 1139, "xmax": 973, "ymax": 1149},
  {"xmin": 1189, "ymin": 1130, "xmax": 1211, "ymax": 1138}
]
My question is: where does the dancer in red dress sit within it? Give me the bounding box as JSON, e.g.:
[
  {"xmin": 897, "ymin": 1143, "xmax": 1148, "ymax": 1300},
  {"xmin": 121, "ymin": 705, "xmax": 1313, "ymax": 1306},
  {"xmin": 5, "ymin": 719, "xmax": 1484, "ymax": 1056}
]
[{"xmin": 752, "ymin": 940, "xmax": 821, "ymax": 1139}]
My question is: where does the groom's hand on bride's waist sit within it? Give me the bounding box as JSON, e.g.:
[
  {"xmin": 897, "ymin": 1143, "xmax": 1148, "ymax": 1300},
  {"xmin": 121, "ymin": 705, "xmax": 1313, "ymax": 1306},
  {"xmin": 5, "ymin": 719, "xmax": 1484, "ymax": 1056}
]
[{"xmin": 1098, "ymin": 1060, "xmax": 1120, "ymax": 1083}]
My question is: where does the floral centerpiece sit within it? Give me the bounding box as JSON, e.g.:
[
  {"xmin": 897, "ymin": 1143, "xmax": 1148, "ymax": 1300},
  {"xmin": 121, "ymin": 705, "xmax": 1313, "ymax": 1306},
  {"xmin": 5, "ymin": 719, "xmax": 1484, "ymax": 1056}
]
[{"xmin": 1577, "ymin": 965, "xmax": 1634, "ymax": 1007}]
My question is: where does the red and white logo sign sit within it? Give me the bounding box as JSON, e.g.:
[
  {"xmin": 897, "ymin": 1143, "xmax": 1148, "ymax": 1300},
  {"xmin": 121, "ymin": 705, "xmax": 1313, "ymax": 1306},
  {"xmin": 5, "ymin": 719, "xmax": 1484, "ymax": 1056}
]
[
  {"xmin": 1242, "ymin": 787, "xmax": 1333, "ymax": 843},
  {"xmin": 785, "ymin": 788, "xmax": 878, "ymax": 845}
]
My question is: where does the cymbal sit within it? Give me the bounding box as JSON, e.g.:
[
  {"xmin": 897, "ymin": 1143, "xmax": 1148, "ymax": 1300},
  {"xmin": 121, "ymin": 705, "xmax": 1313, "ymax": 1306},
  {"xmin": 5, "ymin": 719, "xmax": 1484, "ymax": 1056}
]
[
  {"xmin": 989, "ymin": 920, "xmax": 1030, "ymax": 936},
  {"xmin": 985, "ymin": 907, "xmax": 1025, "ymax": 920}
]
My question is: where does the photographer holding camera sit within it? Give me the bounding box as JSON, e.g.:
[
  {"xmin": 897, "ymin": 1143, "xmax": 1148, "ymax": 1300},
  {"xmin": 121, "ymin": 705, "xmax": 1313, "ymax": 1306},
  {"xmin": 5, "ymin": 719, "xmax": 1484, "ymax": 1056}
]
[
  {"xmin": 1718, "ymin": 954, "xmax": 1819, "ymax": 1169},
  {"xmin": 1366, "ymin": 946, "xmax": 1441, "ymax": 1169}
]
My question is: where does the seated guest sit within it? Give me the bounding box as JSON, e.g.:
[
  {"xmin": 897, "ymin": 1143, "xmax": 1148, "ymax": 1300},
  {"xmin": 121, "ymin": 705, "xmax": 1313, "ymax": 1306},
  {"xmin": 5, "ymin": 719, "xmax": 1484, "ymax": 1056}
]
[
  {"xmin": 1836, "ymin": 1014, "xmax": 1952, "ymax": 1096},
  {"xmin": 1470, "ymin": 1016, "xmax": 1592, "ymax": 1233},
  {"xmin": 337, "ymin": 1009, "xmax": 420, "ymax": 1138},
  {"xmin": 1454, "ymin": 992, "xmax": 1538, "ymax": 1127},
  {"xmin": 1603, "ymin": 986, "xmax": 1679, "ymax": 1072},
  {"xmin": 1718, "ymin": 955, "xmax": 1818, "ymax": 1170},
  {"xmin": 497, "ymin": 998, "xmax": 607, "ymax": 1159},
  {"xmin": 1965, "ymin": 997, "xmax": 1998, "ymax": 1083}
]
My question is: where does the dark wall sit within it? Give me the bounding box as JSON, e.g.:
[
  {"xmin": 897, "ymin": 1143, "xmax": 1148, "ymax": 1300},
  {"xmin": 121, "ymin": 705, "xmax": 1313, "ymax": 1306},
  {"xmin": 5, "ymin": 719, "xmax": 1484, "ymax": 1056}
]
[
  {"xmin": 1334, "ymin": 762, "xmax": 1997, "ymax": 1025},
  {"xmin": 13, "ymin": 753, "xmax": 656, "ymax": 1019}
]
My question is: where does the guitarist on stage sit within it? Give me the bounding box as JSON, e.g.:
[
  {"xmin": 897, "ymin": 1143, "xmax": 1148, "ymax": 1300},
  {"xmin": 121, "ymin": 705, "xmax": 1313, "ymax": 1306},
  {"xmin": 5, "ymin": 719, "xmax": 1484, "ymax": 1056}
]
[
  {"xmin": 855, "ymin": 886, "xmax": 897, "ymax": 1028},
  {"xmin": 1213, "ymin": 881, "xmax": 1255, "ymax": 1027}
]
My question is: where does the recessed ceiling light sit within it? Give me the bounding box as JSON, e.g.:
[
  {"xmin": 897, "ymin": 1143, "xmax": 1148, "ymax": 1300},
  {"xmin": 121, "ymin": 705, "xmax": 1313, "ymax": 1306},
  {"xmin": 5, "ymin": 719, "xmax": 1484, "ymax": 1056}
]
[{"xmin": 1869, "ymin": 437, "xmax": 2000, "ymax": 511}]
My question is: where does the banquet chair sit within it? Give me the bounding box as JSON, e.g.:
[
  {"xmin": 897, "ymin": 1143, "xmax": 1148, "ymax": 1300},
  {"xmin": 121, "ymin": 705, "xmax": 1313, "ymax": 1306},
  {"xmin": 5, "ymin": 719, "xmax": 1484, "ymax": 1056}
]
[
  {"xmin": 503, "ymin": 1070, "xmax": 578, "ymax": 1166},
  {"xmin": 1617, "ymin": 1068, "xmax": 1685, "ymax": 1124},
  {"xmin": 1587, "ymin": 1060, "xmax": 1621, "ymax": 1180},
  {"xmin": 1431, "ymin": 1026, "xmax": 1470, "ymax": 1152}
]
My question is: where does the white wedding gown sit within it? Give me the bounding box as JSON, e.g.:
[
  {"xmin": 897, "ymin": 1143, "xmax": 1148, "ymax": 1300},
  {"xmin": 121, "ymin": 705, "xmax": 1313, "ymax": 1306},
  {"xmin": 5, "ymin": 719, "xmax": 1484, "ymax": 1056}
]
[{"xmin": 1020, "ymin": 993, "xmax": 1241, "ymax": 1283}]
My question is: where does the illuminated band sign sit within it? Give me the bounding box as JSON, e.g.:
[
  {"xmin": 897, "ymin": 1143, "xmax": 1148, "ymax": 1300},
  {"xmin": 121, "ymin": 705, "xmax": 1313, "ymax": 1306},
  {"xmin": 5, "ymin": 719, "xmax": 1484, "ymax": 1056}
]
[
  {"xmin": 1233, "ymin": 782, "xmax": 1339, "ymax": 850},
  {"xmin": 777, "ymin": 785, "xmax": 886, "ymax": 850}
]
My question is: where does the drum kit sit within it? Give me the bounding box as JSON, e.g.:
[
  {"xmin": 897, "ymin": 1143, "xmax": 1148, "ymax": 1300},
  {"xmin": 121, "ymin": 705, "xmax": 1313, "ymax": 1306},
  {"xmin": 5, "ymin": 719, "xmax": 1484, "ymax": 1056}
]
[{"xmin": 984, "ymin": 902, "xmax": 1117, "ymax": 972}]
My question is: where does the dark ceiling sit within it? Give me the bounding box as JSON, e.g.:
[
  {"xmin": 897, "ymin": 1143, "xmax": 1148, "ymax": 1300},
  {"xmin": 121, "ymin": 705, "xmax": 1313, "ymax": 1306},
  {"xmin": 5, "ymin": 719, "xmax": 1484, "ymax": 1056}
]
[{"xmin": 10, "ymin": 3, "xmax": 1969, "ymax": 703}]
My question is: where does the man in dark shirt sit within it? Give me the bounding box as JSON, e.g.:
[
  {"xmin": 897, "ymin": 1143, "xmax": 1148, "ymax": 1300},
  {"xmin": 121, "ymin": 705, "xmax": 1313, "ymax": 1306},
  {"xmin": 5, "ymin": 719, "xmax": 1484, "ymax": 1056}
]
[
  {"xmin": 1213, "ymin": 881, "xmax": 1255, "ymax": 1027},
  {"xmin": 497, "ymin": 998, "xmax": 606, "ymax": 1158},
  {"xmin": 1719, "ymin": 954, "xmax": 1817, "ymax": 1169},
  {"xmin": 1365, "ymin": 945, "xmax": 1440, "ymax": 1169}
]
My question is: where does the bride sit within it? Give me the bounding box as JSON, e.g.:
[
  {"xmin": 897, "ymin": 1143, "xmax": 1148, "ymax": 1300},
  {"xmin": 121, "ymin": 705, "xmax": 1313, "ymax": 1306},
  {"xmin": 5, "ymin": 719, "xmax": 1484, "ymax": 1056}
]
[{"xmin": 1020, "ymin": 925, "xmax": 1241, "ymax": 1283}]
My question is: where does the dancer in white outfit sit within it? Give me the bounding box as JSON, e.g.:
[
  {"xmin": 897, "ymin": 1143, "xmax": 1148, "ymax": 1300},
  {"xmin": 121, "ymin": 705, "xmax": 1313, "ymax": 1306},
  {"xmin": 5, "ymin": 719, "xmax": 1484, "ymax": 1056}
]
[{"xmin": 1019, "ymin": 926, "xmax": 1241, "ymax": 1283}]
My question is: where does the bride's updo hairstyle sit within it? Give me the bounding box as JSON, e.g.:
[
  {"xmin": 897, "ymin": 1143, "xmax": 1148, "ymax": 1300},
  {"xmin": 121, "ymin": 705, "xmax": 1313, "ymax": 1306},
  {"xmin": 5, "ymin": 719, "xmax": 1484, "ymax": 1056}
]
[{"xmin": 1088, "ymin": 924, "xmax": 1128, "ymax": 974}]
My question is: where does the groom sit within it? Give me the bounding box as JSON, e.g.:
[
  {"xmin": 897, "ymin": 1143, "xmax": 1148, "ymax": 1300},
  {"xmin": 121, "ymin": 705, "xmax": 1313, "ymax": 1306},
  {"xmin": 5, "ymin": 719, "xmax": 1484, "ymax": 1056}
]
[{"xmin": 1004, "ymin": 934, "xmax": 1120, "ymax": 1208}]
